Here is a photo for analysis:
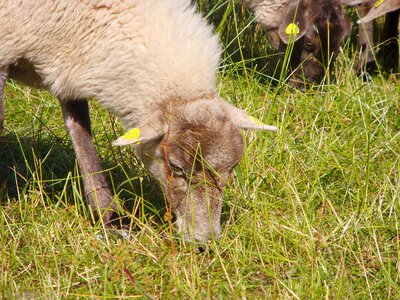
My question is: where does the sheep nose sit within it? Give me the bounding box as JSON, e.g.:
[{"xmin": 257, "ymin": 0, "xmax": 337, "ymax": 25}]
[
  {"xmin": 194, "ymin": 229, "xmax": 220, "ymax": 253},
  {"xmin": 197, "ymin": 243, "xmax": 210, "ymax": 253}
]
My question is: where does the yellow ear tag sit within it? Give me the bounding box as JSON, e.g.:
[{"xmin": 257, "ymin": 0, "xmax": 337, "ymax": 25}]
[
  {"xmin": 122, "ymin": 128, "xmax": 141, "ymax": 144},
  {"xmin": 374, "ymin": 0, "xmax": 384, "ymax": 8},
  {"xmin": 285, "ymin": 23, "xmax": 300, "ymax": 35},
  {"xmin": 249, "ymin": 116, "xmax": 263, "ymax": 126}
]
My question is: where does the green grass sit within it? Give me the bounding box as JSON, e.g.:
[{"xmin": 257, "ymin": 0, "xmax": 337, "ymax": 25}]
[{"xmin": 1, "ymin": 1, "xmax": 400, "ymax": 298}]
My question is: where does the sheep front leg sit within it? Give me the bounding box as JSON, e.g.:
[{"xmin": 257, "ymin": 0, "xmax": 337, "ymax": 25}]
[
  {"xmin": 0, "ymin": 69, "xmax": 8, "ymax": 135},
  {"xmin": 60, "ymin": 100, "xmax": 117, "ymax": 225}
]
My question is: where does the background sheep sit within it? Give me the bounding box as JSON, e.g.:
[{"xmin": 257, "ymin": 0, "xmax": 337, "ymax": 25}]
[
  {"xmin": 341, "ymin": 0, "xmax": 375, "ymax": 71},
  {"xmin": 343, "ymin": 0, "xmax": 400, "ymax": 72},
  {"xmin": 241, "ymin": 0, "xmax": 351, "ymax": 86},
  {"xmin": 360, "ymin": 0, "xmax": 400, "ymax": 21},
  {"xmin": 359, "ymin": 0, "xmax": 399, "ymax": 72},
  {"xmin": 0, "ymin": 0, "xmax": 276, "ymax": 243}
]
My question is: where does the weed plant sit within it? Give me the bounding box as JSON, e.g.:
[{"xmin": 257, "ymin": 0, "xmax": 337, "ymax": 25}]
[{"xmin": 1, "ymin": 0, "xmax": 399, "ymax": 298}]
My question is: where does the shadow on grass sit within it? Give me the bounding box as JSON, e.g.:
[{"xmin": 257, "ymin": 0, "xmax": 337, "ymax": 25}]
[{"xmin": 0, "ymin": 133, "xmax": 166, "ymax": 227}]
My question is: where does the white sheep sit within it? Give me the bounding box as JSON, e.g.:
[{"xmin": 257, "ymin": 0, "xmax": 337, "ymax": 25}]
[
  {"xmin": 0, "ymin": 0, "xmax": 276, "ymax": 243},
  {"xmin": 242, "ymin": 0, "xmax": 351, "ymax": 85}
]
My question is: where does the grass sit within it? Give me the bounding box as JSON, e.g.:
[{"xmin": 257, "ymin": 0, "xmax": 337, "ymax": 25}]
[{"xmin": 1, "ymin": 0, "xmax": 400, "ymax": 298}]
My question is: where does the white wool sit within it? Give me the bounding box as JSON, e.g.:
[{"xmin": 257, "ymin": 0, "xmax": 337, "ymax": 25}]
[{"xmin": 0, "ymin": 0, "xmax": 222, "ymax": 129}]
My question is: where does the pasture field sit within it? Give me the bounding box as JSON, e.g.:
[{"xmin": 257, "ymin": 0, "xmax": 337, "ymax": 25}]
[{"xmin": 1, "ymin": 1, "xmax": 399, "ymax": 298}]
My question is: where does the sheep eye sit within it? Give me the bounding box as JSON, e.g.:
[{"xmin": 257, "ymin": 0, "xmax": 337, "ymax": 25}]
[
  {"xmin": 304, "ymin": 40, "xmax": 314, "ymax": 51},
  {"xmin": 169, "ymin": 161, "xmax": 185, "ymax": 173}
]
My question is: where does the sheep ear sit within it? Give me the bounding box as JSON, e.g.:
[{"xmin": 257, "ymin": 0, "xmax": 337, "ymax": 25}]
[
  {"xmin": 359, "ymin": 0, "xmax": 400, "ymax": 23},
  {"xmin": 113, "ymin": 124, "xmax": 165, "ymax": 146},
  {"xmin": 340, "ymin": 0, "xmax": 363, "ymax": 6},
  {"xmin": 278, "ymin": 0, "xmax": 308, "ymax": 44},
  {"xmin": 223, "ymin": 103, "xmax": 277, "ymax": 131}
]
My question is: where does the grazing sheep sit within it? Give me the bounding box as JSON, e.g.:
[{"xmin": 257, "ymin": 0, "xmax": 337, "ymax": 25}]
[
  {"xmin": 343, "ymin": 0, "xmax": 400, "ymax": 72},
  {"xmin": 0, "ymin": 0, "xmax": 276, "ymax": 243},
  {"xmin": 341, "ymin": 0, "xmax": 375, "ymax": 71},
  {"xmin": 359, "ymin": 0, "xmax": 400, "ymax": 71},
  {"xmin": 359, "ymin": 0, "xmax": 400, "ymax": 23},
  {"xmin": 242, "ymin": 0, "xmax": 351, "ymax": 86}
]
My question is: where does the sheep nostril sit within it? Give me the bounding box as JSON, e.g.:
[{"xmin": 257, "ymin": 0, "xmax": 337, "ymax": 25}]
[
  {"xmin": 197, "ymin": 246, "xmax": 207, "ymax": 253},
  {"xmin": 195, "ymin": 241, "xmax": 214, "ymax": 253}
]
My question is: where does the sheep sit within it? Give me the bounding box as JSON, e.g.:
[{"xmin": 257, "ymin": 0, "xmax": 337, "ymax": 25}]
[
  {"xmin": 0, "ymin": 0, "xmax": 277, "ymax": 243},
  {"xmin": 358, "ymin": 0, "xmax": 400, "ymax": 72},
  {"xmin": 359, "ymin": 0, "xmax": 400, "ymax": 23},
  {"xmin": 241, "ymin": 0, "xmax": 351, "ymax": 86},
  {"xmin": 341, "ymin": 0, "xmax": 376, "ymax": 72},
  {"xmin": 342, "ymin": 0, "xmax": 400, "ymax": 72}
]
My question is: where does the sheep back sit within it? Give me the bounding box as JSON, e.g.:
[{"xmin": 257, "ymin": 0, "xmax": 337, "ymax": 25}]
[{"xmin": 0, "ymin": 0, "xmax": 222, "ymax": 129}]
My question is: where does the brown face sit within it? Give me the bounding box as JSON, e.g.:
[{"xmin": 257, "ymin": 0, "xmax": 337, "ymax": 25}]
[
  {"xmin": 278, "ymin": 0, "xmax": 351, "ymax": 86},
  {"xmin": 132, "ymin": 99, "xmax": 245, "ymax": 243},
  {"xmin": 165, "ymin": 114, "xmax": 244, "ymax": 242}
]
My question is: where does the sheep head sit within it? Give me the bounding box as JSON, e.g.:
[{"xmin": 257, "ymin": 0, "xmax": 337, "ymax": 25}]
[
  {"xmin": 114, "ymin": 95, "xmax": 276, "ymax": 243},
  {"xmin": 276, "ymin": 0, "xmax": 351, "ymax": 86}
]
